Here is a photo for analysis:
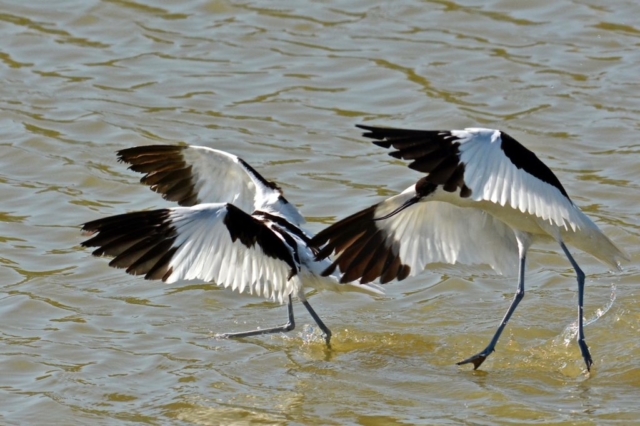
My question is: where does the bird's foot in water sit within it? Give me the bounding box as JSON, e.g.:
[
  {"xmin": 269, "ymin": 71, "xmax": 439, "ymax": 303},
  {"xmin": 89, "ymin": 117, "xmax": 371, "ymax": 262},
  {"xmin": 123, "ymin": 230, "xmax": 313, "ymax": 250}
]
[
  {"xmin": 578, "ymin": 339, "xmax": 593, "ymax": 372},
  {"xmin": 457, "ymin": 348, "xmax": 495, "ymax": 370}
]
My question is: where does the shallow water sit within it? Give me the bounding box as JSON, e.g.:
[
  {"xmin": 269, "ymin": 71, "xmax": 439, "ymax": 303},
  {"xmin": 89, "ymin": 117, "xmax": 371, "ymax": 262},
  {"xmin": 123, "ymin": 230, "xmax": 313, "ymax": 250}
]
[{"xmin": 1, "ymin": 0, "xmax": 639, "ymax": 424}]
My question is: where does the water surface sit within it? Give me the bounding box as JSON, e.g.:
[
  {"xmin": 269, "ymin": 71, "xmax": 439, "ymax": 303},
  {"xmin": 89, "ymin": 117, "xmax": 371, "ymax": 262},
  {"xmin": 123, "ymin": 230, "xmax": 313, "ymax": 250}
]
[{"xmin": 1, "ymin": 0, "xmax": 639, "ymax": 424}]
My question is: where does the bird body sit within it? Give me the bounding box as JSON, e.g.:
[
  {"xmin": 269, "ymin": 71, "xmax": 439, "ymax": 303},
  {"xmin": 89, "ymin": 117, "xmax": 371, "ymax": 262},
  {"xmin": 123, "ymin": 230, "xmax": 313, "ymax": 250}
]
[
  {"xmin": 312, "ymin": 124, "xmax": 628, "ymax": 370},
  {"xmin": 82, "ymin": 144, "xmax": 382, "ymax": 345},
  {"xmin": 377, "ymin": 182, "xmax": 623, "ymax": 269}
]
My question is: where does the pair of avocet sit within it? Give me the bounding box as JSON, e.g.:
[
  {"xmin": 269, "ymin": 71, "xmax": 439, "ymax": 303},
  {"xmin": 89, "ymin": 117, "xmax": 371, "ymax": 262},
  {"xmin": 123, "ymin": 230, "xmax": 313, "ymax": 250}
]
[{"xmin": 81, "ymin": 124, "xmax": 628, "ymax": 371}]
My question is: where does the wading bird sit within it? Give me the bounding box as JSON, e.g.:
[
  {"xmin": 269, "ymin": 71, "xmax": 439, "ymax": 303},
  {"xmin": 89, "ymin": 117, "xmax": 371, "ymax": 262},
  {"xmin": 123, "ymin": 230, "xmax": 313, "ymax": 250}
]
[
  {"xmin": 311, "ymin": 125, "xmax": 628, "ymax": 370},
  {"xmin": 81, "ymin": 145, "xmax": 383, "ymax": 346}
]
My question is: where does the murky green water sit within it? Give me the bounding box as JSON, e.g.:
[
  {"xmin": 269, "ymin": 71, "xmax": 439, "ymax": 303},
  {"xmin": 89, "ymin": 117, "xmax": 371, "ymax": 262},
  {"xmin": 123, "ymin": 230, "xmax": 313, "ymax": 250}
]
[{"xmin": 1, "ymin": 1, "xmax": 638, "ymax": 424}]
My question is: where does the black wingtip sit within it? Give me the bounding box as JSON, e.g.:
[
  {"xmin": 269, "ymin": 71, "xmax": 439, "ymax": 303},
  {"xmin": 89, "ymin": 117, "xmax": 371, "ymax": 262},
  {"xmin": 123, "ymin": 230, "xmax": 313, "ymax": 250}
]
[
  {"xmin": 357, "ymin": 124, "xmax": 394, "ymax": 148},
  {"xmin": 355, "ymin": 124, "xmax": 373, "ymax": 131}
]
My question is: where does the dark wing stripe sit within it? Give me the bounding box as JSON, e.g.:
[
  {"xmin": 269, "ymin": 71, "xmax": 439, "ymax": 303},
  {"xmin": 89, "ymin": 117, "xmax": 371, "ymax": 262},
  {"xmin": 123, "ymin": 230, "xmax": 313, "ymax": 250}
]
[
  {"xmin": 129, "ymin": 159, "xmax": 183, "ymax": 175},
  {"xmin": 118, "ymin": 145, "xmax": 184, "ymax": 157},
  {"xmin": 82, "ymin": 210, "xmax": 166, "ymax": 231},
  {"xmin": 150, "ymin": 166, "xmax": 193, "ymax": 187},
  {"xmin": 331, "ymin": 230, "xmax": 375, "ymax": 279},
  {"xmin": 102, "ymin": 235, "xmax": 158, "ymax": 262},
  {"xmin": 357, "ymin": 125, "xmax": 470, "ymax": 197},
  {"xmin": 254, "ymin": 211, "xmax": 311, "ymax": 245},
  {"xmin": 339, "ymin": 229, "xmax": 384, "ymax": 283},
  {"xmin": 312, "ymin": 207, "xmax": 373, "ymax": 277},
  {"xmin": 312, "ymin": 206, "xmax": 375, "ymax": 260},
  {"xmin": 94, "ymin": 233, "xmax": 150, "ymax": 258},
  {"xmin": 126, "ymin": 238, "xmax": 177, "ymax": 276},
  {"xmin": 311, "ymin": 204, "xmax": 410, "ymax": 284},
  {"xmin": 82, "ymin": 210, "xmax": 173, "ymax": 257},
  {"xmin": 333, "ymin": 230, "xmax": 368, "ymax": 256},
  {"xmin": 322, "ymin": 260, "xmax": 339, "ymax": 277},
  {"xmin": 138, "ymin": 167, "xmax": 184, "ymax": 186},
  {"xmin": 272, "ymin": 225, "xmax": 300, "ymax": 278},
  {"xmin": 181, "ymin": 193, "xmax": 199, "ymax": 207},
  {"xmin": 408, "ymin": 147, "xmax": 451, "ymax": 173},
  {"xmin": 223, "ymin": 204, "xmax": 298, "ymax": 276},
  {"xmin": 397, "ymin": 264, "xmax": 411, "ymax": 281},
  {"xmin": 237, "ymin": 158, "xmax": 281, "ymax": 192},
  {"xmin": 117, "ymin": 145, "xmax": 200, "ymax": 206},
  {"xmin": 380, "ymin": 250, "xmax": 402, "ymax": 284},
  {"xmin": 110, "ymin": 236, "xmax": 164, "ymax": 269},
  {"xmin": 388, "ymin": 143, "xmax": 443, "ymax": 160},
  {"xmin": 146, "ymin": 248, "xmax": 178, "ymax": 281},
  {"xmin": 425, "ymin": 155, "xmax": 460, "ymax": 184},
  {"xmin": 358, "ymin": 125, "xmax": 445, "ymax": 144},
  {"xmin": 81, "ymin": 208, "xmax": 179, "ymax": 281},
  {"xmin": 107, "ymin": 233, "xmax": 176, "ymax": 272},
  {"xmin": 162, "ymin": 178, "xmax": 197, "ymax": 203},
  {"xmin": 443, "ymin": 165, "xmax": 466, "ymax": 193},
  {"xmin": 360, "ymin": 241, "xmax": 392, "ymax": 284},
  {"xmin": 499, "ymin": 131, "xmax": 570, "ymax": 200}
]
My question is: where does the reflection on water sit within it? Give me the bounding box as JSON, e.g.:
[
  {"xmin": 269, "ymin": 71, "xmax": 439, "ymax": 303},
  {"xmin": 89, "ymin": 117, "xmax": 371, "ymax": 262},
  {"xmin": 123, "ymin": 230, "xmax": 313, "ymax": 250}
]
[{"xmin": 1, "ymin": 0, "xmax": 639, "ymax": 424}]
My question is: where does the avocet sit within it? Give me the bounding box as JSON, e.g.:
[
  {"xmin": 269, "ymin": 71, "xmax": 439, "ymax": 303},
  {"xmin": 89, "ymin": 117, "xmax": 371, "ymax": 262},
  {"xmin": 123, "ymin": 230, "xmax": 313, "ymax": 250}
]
[
  {"xmin": 81, "ymin": 144, "xmax": 383, "ymax": 346},
  {"xmin": 311, "ymin": 125, "xmax": 628, "ymax": 370}
]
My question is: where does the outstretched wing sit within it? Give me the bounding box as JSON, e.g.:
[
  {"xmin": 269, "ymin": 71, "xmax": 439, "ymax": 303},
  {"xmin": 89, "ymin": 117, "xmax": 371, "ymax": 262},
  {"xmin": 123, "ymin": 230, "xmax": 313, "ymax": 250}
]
[
  {"xmin": 81, "ymin": 203, "xmax": 300, "ymax": 303},
  {"xmin": 357, "ymin": 125, "xmax": 583, "ymax": 231},
  {"xmin": 117, "ymin": 145, "xmax": 305, "ymax": 225},
  {"xmin": 312, "ymin": 189, "xmax": 519, "ymax": 284}
]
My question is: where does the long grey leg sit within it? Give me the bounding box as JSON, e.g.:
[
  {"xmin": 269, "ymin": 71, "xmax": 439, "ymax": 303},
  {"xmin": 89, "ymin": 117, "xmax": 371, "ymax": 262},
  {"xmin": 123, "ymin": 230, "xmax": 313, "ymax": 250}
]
[
  {"xmin": 218, "ymin": 295, "xmax": 296, "ymax": 339},
  {"xmin": 457, "ymin": 254, "xmax": 527, "ymax": 369},
  {"xmin": 301, "ymin": 299, "xmax": 332, "ymax": 348},
  {"xmin": 559, "ymin": 241, "xmax": 592, "ymax": 371}
]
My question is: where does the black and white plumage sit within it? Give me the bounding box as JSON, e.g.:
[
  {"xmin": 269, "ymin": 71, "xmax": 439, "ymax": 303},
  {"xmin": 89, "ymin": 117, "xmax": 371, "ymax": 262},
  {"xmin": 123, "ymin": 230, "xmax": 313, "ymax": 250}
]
[
  {"xmin": 81, "ymin": 144, "xmax": 383, "ymax": 345},
  {"xmin": 311, "ymin": 124, "xmax": 628, "ymax": 370}
]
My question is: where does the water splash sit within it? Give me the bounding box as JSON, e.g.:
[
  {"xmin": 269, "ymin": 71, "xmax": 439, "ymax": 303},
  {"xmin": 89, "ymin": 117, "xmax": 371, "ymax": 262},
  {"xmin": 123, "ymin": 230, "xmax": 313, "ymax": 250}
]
[
  {"xmin": 299, "ymin": 323, "xmax": 325, "ymax": 345},
  {"xmin": 561, "ymin": 284, "xmax": 617, "ymax": 346}
]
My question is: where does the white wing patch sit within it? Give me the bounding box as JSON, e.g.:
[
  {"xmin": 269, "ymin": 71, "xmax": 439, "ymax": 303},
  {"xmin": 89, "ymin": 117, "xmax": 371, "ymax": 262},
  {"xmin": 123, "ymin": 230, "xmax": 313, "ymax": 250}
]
[
  {"xmin": 164, "ymin": 204, "xmax": 300, "ymax": 303},
  {"xmin": 456, "ymin": 129, "xmax": 581, "ymax": 231},
  {"xmin": 182, "ymin": 146, "xmax": 305, "ymax": 225},
  {"xmin": 180, "ymin": 146, "xmax": 259, "ymax": 212},
  {"xmin": 377, "ymin": 195, "xmax": 519, "ymax": 275}
]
